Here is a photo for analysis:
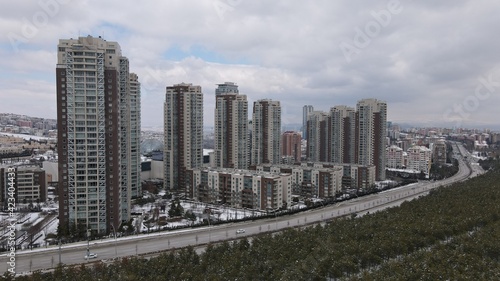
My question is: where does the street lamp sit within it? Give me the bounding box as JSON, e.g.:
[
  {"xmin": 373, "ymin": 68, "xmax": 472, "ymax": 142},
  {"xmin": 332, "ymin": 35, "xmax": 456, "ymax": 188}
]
[
  {"xmin": 110, "ymin": 224, "xmax": 117, "ymax": 258},
  {"xmin": 274, "ymin": 210, "xmax": 278, "ymax": 230},
  {"xmin": 58, "ymin": 239, "xmax": 61, "ymax": 265},
  {"xmin": 86, "ymin": 228, "xmax": 91, "ymax": 261}
]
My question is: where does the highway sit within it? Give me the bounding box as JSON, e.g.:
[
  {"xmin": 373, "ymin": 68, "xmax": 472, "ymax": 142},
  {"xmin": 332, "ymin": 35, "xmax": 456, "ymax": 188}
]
[{"xmin": 1, "ymin": 142, "xmax": 477, "ymax": 275}]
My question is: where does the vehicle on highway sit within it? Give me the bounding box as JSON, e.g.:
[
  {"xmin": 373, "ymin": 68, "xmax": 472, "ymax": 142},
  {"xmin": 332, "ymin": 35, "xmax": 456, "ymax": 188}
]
[
  {"xmin": 236, "ymin": 229, "xmax": 245, "ymax": 234},
  {"xmin": 84, "ymin": 253, "xmax": 97, "ymax": 259}
]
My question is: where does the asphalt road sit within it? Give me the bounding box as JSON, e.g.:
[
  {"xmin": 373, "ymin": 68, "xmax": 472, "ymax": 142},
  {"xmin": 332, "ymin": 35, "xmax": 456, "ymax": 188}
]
[{"xmin": 1, "ymin": 143, "xmax": 475, "ymax": 275}]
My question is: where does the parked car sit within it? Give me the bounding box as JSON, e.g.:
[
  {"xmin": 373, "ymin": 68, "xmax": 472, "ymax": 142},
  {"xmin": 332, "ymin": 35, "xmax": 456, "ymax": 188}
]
[{"xmin": 236, "ymin": 229, "xmax": 245, "ymax": 234}]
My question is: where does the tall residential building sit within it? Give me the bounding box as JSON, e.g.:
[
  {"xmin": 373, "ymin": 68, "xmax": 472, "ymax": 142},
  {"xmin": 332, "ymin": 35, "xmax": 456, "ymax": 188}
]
[
  {"xmin": 281, "ymin": 131, "xmax": 302, "ymax": 163},
  {"xmin": 214, "ymin": 82, "xmax": 248, "ymax": 169},
  {"xmin": 56, "ymin": 35, "xmax": 140, "ymax": 234},
  {"xmin": 302, "ymin": 105, "xmax": 314, "ymax": 140},
  {"xmin": 330, "ymin": 106, "xmax": 356, "ymax": 164},
  {"xmin": 306, "ymin": 111, "xmax": 330, "ymax": 162},
  {"xmin": 129, "ymin": 73, "xmax": 141, "ymax": 198},
  {"xmin": 356, "ymin": 99, "xmax": 387, "ymax": 180},
  {"xmin": 164, "ymin": 83, "xmax": 203, "ymax": 194},
  {"xmin": 215, "ymin": 81, "xmax": 239, "ymax": 95},
  {"xmin": 251, "ymin": 99, "xmax": 281, "ymax": 165}
]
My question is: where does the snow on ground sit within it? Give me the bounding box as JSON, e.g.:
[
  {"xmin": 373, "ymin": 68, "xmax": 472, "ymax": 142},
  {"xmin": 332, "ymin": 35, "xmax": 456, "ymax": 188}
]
[{"xmin": 0, "ymin": 132, "xmax": 55, "ymax": 141}]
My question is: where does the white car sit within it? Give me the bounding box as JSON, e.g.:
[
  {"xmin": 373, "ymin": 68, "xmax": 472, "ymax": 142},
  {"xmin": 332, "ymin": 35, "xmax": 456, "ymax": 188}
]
[
  {"xmin": 236, "ymin": 229, "xmax": 245, "ymax": 234},
  {"xmin": 84, "ymin": 253, "xmax": 98, "ymax": 259}
]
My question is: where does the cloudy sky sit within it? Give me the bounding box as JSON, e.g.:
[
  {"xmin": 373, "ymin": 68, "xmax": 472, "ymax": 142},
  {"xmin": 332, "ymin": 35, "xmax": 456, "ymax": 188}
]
[{"xmin": 1, "ymin": 0, "xmax": 500, "ymax": 130}]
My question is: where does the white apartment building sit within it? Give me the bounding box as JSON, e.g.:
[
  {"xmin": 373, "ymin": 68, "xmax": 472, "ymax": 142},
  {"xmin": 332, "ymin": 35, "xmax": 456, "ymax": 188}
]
[
  {"xmin": 407, "ymin": 145, "xmax": 432, "ymax": 174},
  {"xmin": 187, "ymin": 168, "xmax": 291, "ymax": 210},
  {"xmin": 255, "ymin": 162, "xmax": 375, "ymax": 196},
  {"xmin": 386, "ymin": 145, "xmax": 404, "ymax": 169}
]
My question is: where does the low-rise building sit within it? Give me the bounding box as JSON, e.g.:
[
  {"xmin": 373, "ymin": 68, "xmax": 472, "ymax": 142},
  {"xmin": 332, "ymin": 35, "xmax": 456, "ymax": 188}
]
[
  {"xmin": 187, "ymin": 168, "xmax": 291, "ymax": 211},
  {"xmin": 253, "ymin": 162, "xmax": 376, "ymax": 197},
  {"xmin": 386, "ymin": 145, "xmax": 404, "ymax": 169},
  {"xmin": 1, "ymin": 165, "xmax": 46, "ymax": 205},
  {"xmin": 407, "ymin": 145, "xmax": 432, "ymax": 175}
]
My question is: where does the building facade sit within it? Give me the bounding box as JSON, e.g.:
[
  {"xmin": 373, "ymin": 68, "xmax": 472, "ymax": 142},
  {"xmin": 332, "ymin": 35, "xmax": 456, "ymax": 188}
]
[
  {"xmin": 253, "ymin": 162, "xmax": 376, "ymax": 197},
  {"xmin": 1, "ymin": 166, "xmax": 46, "ymax": 206},
  {"xmin": 281, "ymin": 131, "xmax": 302, "ymax": 163},
  {"xmin": 251, "ymin": 99, "xmax": 281, "ymax": 165},
  {"xmin": 129, "ymin": 73, "xmax": 142, "ymax": 198},
  {"xmin": 187, "ymin": 168, "xmax": 291, "ymax": 211},
  {"xmin": 386, "ymin": 145, "xmax": 404, "ymax": 169},
  {"xmin": 302, "ymin": 105, "xmax": 314, "ymax": 140},
  {"xmin": 215, "ymin": 81, "xmax": 239, "ymax": 96},
  {"xmin": 56, "ymin": 36, "xmax": 140, "ymax": 234},
  {"xmin": 407, "ymin": 145, "xmax": 432, "ymax": 175},
  {"xmin": 306, "ymin": 111, "xmax": 330, "ymax": 162},
  {"xmin": 330, "ymin": 106, "xmax": 356, "ymax": 164},
  {"xmin": 356, "ymin": 99, "xmax": 387, "ymax": 181},
  {"xmin": 164, "ymin": 83, "xmax": 203, "ymax": 194},
  {"xmin": 214, "ymin": 82, "xmax": 248, "ymax": 169},
  {"xmin": 432, "ymin": 139, "xmax": 447, "ymax": 165}
]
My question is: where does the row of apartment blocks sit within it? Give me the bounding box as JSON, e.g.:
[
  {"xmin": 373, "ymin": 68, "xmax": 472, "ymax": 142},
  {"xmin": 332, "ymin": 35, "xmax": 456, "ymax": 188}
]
[
  {"xmin": 386, "ymin": 139, "xmax": 446, "ymax": 175},
  {"xmin": 164, "ymin": 82, "xmax": 383, "ymax": 210},
  {"xmin": 186, "ymin": 162, "xmax": 375, "ymax": 210},
  {"xmin": 302, "ymin": 99, "xmax": 387, "ymax": 181}
]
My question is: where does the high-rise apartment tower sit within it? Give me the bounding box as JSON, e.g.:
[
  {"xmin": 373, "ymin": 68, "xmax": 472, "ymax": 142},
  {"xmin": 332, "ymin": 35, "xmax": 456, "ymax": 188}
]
[
  {"xmin": 56, "ymin": 36, "xmax": 140, "ymax": 234},
  {"xmin": 330, "ymin": 106, "xmax": 356, "ymax": 164},
  {"xmin": 356, "ymin": 99, "xmax": 387, "ymax": 180},
  {"xmin": 302, "ymin": 105, "xmax": 314, "ymax": 140},
  {"xmin": 214, "ymin": 82, "xmax": 248, "ymax": 169},
  {"xmin": 164, "ymin": 83, "xmax": 203, "ymax": 194},
  {"xmin": 251, "ymin": 99, "xmax": 281, "ymax": 165}
]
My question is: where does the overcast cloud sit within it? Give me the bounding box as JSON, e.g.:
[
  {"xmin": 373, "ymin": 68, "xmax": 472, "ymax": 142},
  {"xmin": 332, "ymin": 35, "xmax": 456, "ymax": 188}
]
[{"xmin": 1, "ymin": 0, "xmax": 499, "ymax": 129}]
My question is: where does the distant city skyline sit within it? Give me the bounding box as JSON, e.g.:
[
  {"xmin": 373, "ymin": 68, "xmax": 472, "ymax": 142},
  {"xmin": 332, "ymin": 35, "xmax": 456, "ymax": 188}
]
[{"xmin": 2, "ymin": 1, "xmax": 500, "ymax": 130}]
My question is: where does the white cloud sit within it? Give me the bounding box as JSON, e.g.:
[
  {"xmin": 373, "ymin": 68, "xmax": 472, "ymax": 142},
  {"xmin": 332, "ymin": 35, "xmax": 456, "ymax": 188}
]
[{"xmin": 1, "ymin": 0, "xmax": 500, "ymax": 129}]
